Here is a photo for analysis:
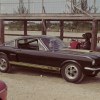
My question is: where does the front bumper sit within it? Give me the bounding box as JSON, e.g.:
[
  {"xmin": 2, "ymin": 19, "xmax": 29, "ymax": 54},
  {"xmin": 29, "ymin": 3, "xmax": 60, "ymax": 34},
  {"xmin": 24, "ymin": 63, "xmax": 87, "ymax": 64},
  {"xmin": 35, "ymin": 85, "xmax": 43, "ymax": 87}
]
[{"xmin": 84, "ymin": 67, "xmax": 100, "ymax": 71}]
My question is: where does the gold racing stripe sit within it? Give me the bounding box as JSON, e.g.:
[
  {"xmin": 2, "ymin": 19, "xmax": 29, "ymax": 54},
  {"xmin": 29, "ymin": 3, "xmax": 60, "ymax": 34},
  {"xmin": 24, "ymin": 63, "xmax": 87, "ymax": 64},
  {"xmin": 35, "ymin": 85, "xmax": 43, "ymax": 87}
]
[{"xmin": 9, "ymin": 61, "xmax": 60, "ymax": 71}]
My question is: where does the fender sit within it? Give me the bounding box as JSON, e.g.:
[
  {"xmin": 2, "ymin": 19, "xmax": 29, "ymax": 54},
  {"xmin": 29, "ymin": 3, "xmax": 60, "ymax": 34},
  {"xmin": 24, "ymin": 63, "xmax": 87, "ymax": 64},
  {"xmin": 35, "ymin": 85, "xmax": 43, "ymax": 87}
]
[{"xmin": 61, "ymin": 60, "xmax": 82, "ymax": 68}]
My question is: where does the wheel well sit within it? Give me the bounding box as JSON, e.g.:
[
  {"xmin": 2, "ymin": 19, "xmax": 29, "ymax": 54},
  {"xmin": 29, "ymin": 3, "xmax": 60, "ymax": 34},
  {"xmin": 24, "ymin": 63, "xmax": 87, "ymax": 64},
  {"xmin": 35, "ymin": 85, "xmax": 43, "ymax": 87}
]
[
  {"xmin": 60, "ymin": 60, "xmax": 85, "ymax": 83},
  {"xmin": 61, "ymin": 60, "xmax": 81, "ymax": 69}
]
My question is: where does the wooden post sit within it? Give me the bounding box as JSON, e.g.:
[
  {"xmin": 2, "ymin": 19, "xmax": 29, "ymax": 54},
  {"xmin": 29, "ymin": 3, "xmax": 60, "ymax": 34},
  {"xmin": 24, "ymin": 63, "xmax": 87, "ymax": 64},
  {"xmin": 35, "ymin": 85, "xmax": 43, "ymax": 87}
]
[
  {"xmin": 0, "ymin": 19, "xmax": 4, "ymax": 44},
  {"xmin": 42, "ymin": 19, "xmax": 47, "ymax": 35},
  {"xmin": 60, "ymin": 21, "xmax": 64, "ymax": 40},
  {"xmin": 91, "ymin": 19, "xmax": 98, "ymax": 51},
  {"xmin": 24, "ymin": 21, "xmax": 27, "ymax": 36}
]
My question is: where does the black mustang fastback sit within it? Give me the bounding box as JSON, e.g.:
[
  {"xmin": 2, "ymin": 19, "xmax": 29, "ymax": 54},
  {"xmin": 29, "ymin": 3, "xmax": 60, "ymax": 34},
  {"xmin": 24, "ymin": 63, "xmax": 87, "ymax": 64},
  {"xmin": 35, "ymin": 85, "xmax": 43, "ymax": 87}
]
[{"xmin": 0, "ymin": 35, "xmax": 100, "ymax": 83}]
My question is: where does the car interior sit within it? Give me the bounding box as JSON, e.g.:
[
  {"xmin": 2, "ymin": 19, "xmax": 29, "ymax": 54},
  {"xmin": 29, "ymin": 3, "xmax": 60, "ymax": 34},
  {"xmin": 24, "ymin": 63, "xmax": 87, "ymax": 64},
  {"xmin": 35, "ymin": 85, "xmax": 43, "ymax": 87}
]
[{"xmin": 18, "ymin": 39, "xmax": 39, "ymax": 50}]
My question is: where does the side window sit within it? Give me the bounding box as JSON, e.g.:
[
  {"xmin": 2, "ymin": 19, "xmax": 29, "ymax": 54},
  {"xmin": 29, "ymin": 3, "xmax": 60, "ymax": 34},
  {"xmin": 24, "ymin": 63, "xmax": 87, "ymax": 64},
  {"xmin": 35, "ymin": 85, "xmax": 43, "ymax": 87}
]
[
  {"xmin": 18, "ymin": 39, "xmax": 27, "ymax": 49},
  {"xmin": 18, "ymin": 39, "xmax": 38, "ymax": 50},
  {"xmin": 18, "ymin": 38, "xmax": 45, "ymax": 51},
  {"xmin": 28, "ymin": 40, "xmax": 39, "ymax": 50},
  {"xmin": 29, "ymin": 40, "xmax": 38, "ymax": 46},
  {"xmin": 4, "ymin": 40, "xmax": 16, "ymax": 47},
  {"xmin": 29, "ymin": 40, "xmax": 45, "ymax": 51},
  {"xmin": 38, "ymin": 42, "xmax": 45, "ymax": 51}
]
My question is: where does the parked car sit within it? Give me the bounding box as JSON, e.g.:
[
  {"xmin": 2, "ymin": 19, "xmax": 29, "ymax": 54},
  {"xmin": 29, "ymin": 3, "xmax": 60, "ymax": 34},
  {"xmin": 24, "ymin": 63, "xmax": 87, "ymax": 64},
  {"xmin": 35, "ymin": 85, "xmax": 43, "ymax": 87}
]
[
  {"xmin": 0, "ymin": 80, "xmax": 7, "ymax": 100},
  {"xmin": 0, "ymin": 35, "xmax": 100, "ymax": 83}
]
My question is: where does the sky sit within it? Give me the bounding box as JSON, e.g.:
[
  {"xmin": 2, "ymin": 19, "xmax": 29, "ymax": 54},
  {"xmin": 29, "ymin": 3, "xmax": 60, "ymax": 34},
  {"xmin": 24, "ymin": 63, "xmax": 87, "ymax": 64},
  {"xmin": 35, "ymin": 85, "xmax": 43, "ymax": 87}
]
[{"xmin": 0, "ymin": 0, "xmax": 100, "ymax": 13}]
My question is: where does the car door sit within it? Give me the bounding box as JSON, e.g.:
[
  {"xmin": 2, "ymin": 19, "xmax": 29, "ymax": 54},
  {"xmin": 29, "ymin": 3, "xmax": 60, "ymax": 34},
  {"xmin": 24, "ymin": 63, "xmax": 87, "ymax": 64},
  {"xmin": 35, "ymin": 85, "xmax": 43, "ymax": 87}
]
[
  {"xmin": 16, "ymin": 38, "xmax": 47, "ymax": 65},
  {"xmin": 16, "ymin": 38, "xmax": 62, "ymax": 69}
]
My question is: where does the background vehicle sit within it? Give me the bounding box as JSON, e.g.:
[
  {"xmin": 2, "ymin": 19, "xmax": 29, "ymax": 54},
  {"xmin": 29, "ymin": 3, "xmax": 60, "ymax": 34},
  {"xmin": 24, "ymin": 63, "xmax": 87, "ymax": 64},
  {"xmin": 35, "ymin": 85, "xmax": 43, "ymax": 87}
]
[
  {"xmin": 0, "ymin": 80, "xmax": 7, "ymax": 100},
  {"xmin": 70, "ymin": 32, "xmax": 92, "ymax": 50}
]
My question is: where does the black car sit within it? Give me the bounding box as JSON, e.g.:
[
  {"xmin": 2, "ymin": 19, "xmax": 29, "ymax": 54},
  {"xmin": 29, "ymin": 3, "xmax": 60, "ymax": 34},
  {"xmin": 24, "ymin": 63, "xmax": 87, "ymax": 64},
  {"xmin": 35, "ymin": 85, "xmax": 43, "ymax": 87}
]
[{"xmin": 0, "ymin": 35, "xmax": 100, "ymax": 83}]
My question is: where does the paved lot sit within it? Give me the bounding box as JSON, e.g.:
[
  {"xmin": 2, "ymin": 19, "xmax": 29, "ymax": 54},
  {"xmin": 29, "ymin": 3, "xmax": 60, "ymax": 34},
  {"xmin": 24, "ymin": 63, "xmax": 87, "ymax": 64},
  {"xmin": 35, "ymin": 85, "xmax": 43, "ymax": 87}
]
[{"xmin": 1, "ymin": 67, "xmax": 100, "ymax": 100}]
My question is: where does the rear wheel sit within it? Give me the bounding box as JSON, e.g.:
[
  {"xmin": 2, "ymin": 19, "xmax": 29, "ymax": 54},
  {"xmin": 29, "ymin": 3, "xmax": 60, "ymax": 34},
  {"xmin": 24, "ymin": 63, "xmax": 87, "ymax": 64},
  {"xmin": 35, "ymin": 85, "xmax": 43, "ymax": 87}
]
[
  {"xmin": 61, "ymin": 63, "xmax": 85, "ymax": 83},
  {"xmin": 0, "ymin": 54, "xmax": 11, "ymax": 73}
]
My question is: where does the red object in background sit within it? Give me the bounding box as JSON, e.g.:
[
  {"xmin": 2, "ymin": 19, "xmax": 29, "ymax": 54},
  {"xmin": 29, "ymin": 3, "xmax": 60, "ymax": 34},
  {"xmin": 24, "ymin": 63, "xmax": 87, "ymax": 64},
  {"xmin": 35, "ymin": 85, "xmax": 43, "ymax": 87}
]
[
  {"xmin": 70, "ymin": 40, "xmax": 80, "ymax": 49},
  {"xmin": 0, "ymin": 80, "xmax": 7, "ymax": 100}
]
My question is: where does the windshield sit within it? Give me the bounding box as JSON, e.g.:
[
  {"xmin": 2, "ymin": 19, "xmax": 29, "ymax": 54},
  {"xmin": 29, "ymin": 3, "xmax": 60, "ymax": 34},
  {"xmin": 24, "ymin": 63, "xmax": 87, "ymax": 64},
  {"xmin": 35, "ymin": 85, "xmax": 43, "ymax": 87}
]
[{"xmin": 41, "ymin": 37, "xmax": 67, "ymax": 51}]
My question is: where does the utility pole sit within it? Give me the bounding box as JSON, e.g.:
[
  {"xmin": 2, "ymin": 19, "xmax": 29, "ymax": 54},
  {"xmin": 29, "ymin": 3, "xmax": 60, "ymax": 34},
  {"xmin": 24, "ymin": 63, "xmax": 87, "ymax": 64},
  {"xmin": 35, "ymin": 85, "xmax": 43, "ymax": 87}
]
[
  {"xmin": 94, "ymin": 0, "xmax": 96, "ymax": 13},
  {"xmin": 42, "ymin": 0, "xmax": 44, "ymax": 13},
  {"xmin": 41, "ymin": 0, "xmax": 46, "ymax": 35}
]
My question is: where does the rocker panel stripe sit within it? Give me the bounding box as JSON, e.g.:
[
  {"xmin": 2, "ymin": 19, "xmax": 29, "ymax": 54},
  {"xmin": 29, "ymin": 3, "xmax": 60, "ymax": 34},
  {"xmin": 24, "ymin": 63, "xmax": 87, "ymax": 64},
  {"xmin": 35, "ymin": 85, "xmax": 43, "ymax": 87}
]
[{"xmin": 9, "ymin": 61, "xmax": 60, "ymax": 71}]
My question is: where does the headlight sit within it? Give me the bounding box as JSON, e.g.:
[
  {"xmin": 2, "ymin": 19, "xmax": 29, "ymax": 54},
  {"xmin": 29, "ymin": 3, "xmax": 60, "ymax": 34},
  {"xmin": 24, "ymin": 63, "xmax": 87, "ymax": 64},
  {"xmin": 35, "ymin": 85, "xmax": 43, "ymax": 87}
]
[{"xmin": 92, "ymin": 60, "xmax": 95, "ymax": 65}]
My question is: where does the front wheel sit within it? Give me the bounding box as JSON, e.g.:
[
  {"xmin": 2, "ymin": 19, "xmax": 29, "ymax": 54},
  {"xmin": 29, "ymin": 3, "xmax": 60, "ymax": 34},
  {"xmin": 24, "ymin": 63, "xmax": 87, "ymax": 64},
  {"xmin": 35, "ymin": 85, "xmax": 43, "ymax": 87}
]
[
  {"xmin": 0, "ymin": 54, "xmax": 11, "ymax": 73},
  {"xmin": 61, "ymin": 63, "xmax": 85, "ymax": 83}
]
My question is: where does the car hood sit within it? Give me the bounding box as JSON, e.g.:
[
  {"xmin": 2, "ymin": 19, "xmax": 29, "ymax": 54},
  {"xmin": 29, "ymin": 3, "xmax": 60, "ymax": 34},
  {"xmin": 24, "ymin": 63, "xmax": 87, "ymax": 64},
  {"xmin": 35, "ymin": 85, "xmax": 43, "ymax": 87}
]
[{"xmin": 55, "ymin": 49, "xmax": 100, "ymax": 59}]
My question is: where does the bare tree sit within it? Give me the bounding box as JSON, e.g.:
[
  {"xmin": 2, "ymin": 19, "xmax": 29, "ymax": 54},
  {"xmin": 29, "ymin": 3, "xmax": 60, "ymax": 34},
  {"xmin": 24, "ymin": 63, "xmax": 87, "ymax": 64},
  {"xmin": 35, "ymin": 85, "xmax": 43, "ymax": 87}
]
[
  {"xmin": 72, "ymin": 0, "xmax": 88, "ymax": 14},
  {"xmin": 81, "ymin": 0, "xmax": 88, "ymax": 11},
  {"xmin": 12, "ymin": 0, "xmax": 29, "ymax": 31},
  {"xmin": 69, "ymin": 0, "xmax": 90, "ymax": 32},
  {"xmin": 18, "ymin": 0, "xmax": 28, "ymax": 14}
]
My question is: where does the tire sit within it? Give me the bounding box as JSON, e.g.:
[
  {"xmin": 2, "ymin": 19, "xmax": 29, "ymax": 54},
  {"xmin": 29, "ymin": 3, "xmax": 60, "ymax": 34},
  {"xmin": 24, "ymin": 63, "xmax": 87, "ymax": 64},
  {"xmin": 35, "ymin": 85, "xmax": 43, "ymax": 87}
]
[
  {"xmin": 0, "ymin": 54, "xmax": 11, "ymax": 73},
  {"xmin": 61, "ymin": 63, "xmax": 85, "ymax": 83}
]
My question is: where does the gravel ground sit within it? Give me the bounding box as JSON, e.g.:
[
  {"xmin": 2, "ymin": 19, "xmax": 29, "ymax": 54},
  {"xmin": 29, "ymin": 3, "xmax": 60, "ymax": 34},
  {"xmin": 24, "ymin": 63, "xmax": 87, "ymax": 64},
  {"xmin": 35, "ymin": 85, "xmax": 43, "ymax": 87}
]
[{"xmin": 1, "ymin": 67, "xmax": 100, "ymax": 100}]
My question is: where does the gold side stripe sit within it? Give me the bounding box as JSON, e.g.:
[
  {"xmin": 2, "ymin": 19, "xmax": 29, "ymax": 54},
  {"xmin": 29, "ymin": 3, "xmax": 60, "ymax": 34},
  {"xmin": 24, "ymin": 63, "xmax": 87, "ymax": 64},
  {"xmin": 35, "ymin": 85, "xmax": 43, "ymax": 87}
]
[{"xmin": 9, "ymin": 61, "xmax": 60, "ymax": 71}]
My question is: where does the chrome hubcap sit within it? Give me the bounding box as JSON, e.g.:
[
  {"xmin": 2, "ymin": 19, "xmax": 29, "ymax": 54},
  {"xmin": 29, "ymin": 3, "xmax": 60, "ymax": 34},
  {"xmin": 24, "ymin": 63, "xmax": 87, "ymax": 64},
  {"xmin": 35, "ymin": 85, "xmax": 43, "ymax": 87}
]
[
  {"xmin": 65, "ymin": 64, "xmax": 78, "ymax": 79},
  {"xmin": 0, "ymin": 58, "xmax": 7, "ymax": 71}
]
